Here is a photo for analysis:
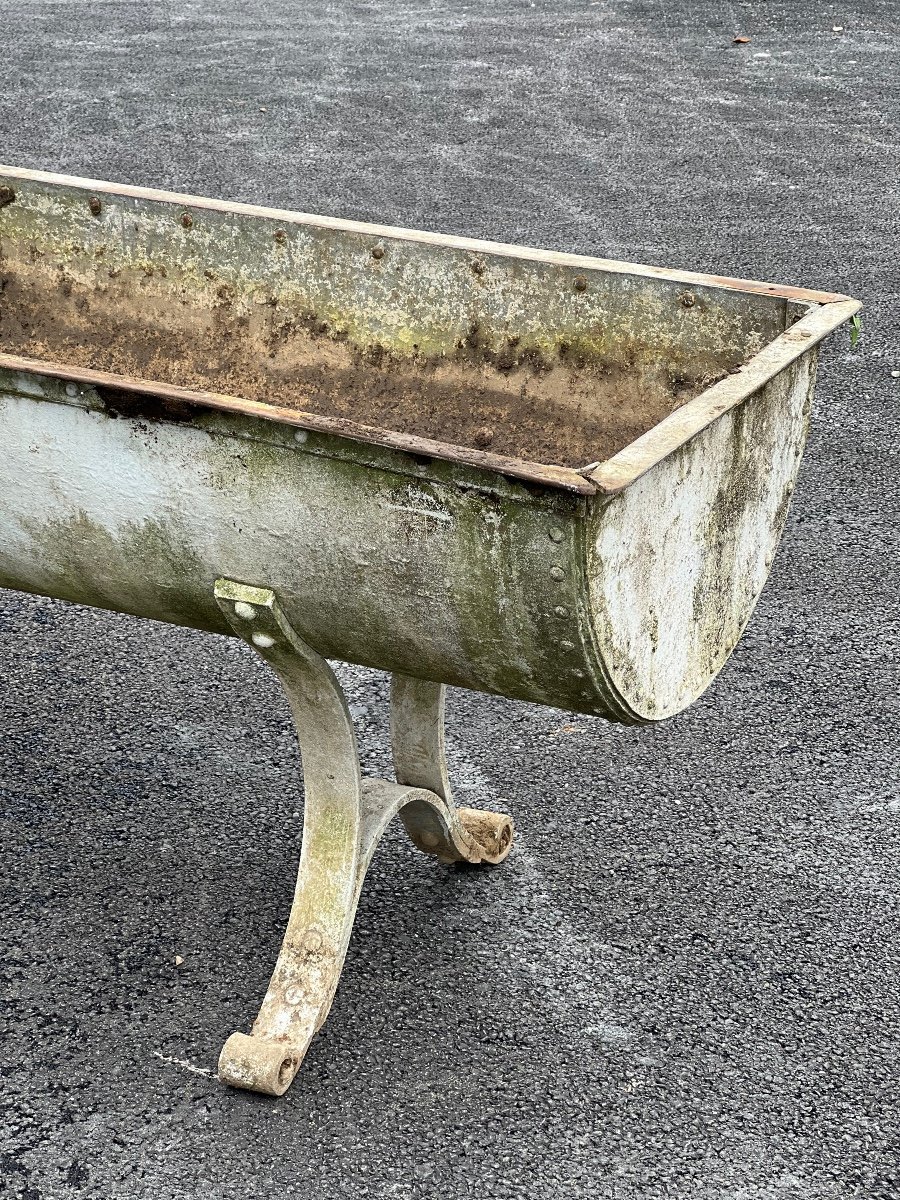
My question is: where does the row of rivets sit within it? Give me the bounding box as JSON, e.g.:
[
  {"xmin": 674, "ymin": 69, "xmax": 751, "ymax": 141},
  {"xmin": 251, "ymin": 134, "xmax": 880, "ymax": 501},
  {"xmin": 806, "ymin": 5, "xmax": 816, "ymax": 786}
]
[{"xmin": 545, "ymin": 532, "xmax": 590, "ymax": 694}]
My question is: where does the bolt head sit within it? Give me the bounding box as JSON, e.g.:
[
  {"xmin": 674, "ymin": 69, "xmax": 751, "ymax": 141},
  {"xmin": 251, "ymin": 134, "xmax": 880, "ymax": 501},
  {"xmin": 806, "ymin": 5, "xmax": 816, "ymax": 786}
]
[
  {"xmin": 573, "ymin": 275, "xmax": 588, "ymax": 293},
  {"xmin": 89, "ymin": 196, "xmax": 102, "ymax": 216},
  {"xmin": 680, "ymin": 292, "xmax": 696, "ymax": 308},
  {"xmin": 274, "ymin": 228, "xmax": 287, "ymax": 243},
  {"xmin": 181, "ymin": 212, "xmax": 193, "ymax": 229},
  {"xmin": 371, "ymin": 244, "xmax": 385, "ymax": 260}
]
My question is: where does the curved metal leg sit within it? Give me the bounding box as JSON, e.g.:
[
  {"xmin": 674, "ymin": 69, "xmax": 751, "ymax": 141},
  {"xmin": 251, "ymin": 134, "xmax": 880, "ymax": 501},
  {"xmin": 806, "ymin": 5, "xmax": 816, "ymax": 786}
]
[
  {"xmin": 391, "ymin": 674, "xmax": 514, "ymax": 865},
  {"xmin": 213, "ymin": 580, "xmax": 513, "ymax": 1097}
]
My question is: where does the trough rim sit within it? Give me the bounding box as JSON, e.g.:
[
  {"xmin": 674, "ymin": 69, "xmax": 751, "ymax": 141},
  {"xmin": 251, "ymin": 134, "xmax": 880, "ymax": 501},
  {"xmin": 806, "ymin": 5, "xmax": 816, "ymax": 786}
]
[{"xmin": 0, "ymin": 165, "xmax": 861, "ymax": 496}]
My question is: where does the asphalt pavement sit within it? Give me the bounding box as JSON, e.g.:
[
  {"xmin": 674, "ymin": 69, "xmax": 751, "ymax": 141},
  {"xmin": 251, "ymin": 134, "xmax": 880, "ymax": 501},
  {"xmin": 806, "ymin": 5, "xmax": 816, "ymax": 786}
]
[{"xmin": 1, "ymin": 2, "xmax": 898, "ymax": 1197}]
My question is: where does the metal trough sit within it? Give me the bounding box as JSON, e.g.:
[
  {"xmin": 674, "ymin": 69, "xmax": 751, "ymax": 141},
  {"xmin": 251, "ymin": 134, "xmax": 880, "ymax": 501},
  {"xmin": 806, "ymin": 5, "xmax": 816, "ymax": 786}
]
[{"xmin": 0, "ymin": 167, "xmax": 859, "ymax": 1095}]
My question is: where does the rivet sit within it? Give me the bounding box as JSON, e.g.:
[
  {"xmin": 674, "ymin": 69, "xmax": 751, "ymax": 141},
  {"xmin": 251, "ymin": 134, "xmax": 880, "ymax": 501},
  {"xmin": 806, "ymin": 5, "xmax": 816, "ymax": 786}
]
[
  {"xmin": 304, "ymin": 928, "xmax": 324, "ymax": 952},
  {"xmin": 571, "ymin": 668, "xmax": 586, "ymax": 679},
  {"xmin": 471, "ymin": 258, "xmax": 485, "ymax": 276},
  {"xmin": 549, "ymin": 566, "xmax": 565, "ymax": 582},
  {"xmin": 274, "ymin": 228, "xmax": 287, "ymax": 243},
  {"xmin": 371, "ymin": 244, "xmax": 385, "ymax": 260},
  {"xmin": 251, "ymin": 632, "xmax": 275, "ymax": 649},
  {"xmin": 0, "ymin": 185, "xmax": 15, "ymax": 206},
  {"xmin": 181, "ymin": 212, "xmax": 193, "ymax": 229},
  {"xmin": 573, "ymin": 275, "xmax": 588, "ymax": 293},
  {"xmin": 294, "ymin": 428, "xmax": 308, "ymax": 443},
  {"xmin": 548, "ymin": 527, "xmax": 564, "ymax": 543},
  {"xmin": 560, "ymin": 639, "xmax": 575, "ymax": 651},
  {"xmin": 233, "ymin": 601, "xmax": 256, "ymax": 620},
  {"xmin": 65, "ymin": 382, "xmax": 79, "ymax": 398},
  {"xmin": 553, "ymin": 605, "xmax": 569, "ymax": 618},
  {"xmin": 88, "ymin": 196, "xmax": 102, "ymax": 216},
  {"xmin": 680, "ymin": 291, "xmax": 696, "ymax": 308},
  {"xmin": 284, "ymin": 985, "xmax": 304, "ymax": 1005}
]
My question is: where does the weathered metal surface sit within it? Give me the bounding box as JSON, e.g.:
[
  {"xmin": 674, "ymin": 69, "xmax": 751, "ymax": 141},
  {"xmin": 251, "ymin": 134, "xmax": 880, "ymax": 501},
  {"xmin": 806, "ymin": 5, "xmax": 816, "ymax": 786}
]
[
  {"xmin": 0, "ymin": 167, "xmax": 861, "ymax": 1096},
  {"xmin": 0, "ymin": 345, "xmax": 836, "ymax": 722},
  {"xmin": 0, "ymin": 373, "xmax": 611, "ymax": 714},
  {"xmin": 0, "ymin": 171, "xmax": 861, "ymax": 720},
  {"xmin": 214, "ymin": 581, "xmax": 512, "ymax": 1096},
  {"xmin": 588, "ymin": 355, "xmax": 816, "ymax": 720}
]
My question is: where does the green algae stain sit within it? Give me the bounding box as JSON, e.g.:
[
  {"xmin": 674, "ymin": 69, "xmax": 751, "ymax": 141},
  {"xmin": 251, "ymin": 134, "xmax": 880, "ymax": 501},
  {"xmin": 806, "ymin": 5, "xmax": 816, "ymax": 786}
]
[{"xmin": 20, "ymin": 509, "xmax": 223, "ymax": 634}]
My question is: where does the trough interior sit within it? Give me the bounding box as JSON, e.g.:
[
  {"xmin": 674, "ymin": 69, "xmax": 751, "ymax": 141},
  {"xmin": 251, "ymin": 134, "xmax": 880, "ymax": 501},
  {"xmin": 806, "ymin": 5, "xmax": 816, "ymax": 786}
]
[{"xmin": 0, "ymin": 182, "xmax": 796, "ymax": 468}]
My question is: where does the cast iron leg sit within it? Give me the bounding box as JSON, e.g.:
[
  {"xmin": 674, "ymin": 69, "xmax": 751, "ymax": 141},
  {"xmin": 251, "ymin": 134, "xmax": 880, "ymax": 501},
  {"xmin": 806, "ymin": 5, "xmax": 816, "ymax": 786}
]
[
  {"xmin": 391, "ymin": 674, "xmax": 514, "ymax": 864},
  {"xmin": 213, "ymin": 580, "xmax": 513, "ymax": 1096}
]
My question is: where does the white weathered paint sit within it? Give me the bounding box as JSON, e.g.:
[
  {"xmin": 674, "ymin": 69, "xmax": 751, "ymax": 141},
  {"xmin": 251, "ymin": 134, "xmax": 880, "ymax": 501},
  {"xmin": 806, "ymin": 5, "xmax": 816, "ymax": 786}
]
[{"xmin": 588, "ymin": 357, "xmax": 813, "ymax": 720}]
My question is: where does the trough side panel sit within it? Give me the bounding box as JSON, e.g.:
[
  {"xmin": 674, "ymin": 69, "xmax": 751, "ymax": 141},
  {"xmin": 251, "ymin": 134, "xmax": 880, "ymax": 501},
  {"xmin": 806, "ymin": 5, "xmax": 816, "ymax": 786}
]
[
  {"xmin": 0, "ymin": 374, "xmax": 621, "ymax": 716},
  {"xmin": 585, "ymin": 350, "xmax": 818, "ymax": 722}
]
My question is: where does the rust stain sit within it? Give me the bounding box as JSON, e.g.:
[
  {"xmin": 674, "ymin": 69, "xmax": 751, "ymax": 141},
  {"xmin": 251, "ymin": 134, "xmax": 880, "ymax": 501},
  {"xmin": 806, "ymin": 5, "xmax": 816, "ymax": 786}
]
[{"xmin": 0, "ymin": 259, "xmax": 727, "ymax": 469}]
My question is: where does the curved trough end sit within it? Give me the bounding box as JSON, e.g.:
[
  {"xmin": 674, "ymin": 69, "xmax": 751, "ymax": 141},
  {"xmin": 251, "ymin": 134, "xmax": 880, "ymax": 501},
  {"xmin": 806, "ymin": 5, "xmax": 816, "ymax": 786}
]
[{"xmin": 585, "ymin": 350, "xmax": 818, "ymax": 723}]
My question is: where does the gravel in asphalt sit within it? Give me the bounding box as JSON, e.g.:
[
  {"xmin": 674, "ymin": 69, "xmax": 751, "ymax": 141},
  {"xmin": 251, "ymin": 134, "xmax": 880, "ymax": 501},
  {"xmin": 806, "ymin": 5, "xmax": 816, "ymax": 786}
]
[{"xmin": 1, "ymin": 2, "xmax": 898, "ymax": 1197}]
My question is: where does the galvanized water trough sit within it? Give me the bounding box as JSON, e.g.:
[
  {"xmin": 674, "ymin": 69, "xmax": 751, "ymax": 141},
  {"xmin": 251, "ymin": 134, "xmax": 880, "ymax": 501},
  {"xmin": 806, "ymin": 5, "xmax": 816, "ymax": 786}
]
[{"xmin": 0, "ymin": 166, "xmax": 859, "ymax": 1096}]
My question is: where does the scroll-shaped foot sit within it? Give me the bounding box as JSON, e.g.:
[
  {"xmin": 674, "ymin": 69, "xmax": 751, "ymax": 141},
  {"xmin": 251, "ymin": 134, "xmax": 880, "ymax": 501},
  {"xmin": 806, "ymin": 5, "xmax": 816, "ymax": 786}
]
[
  {"xmin": 213, "ymin": 581, "xmax": 514, "ymax": 1096},
  {"xmin": 455, "ymin": 807, "xmax": 514, "ymax": 864},
  {"xmin": 391, "ymin": 673, "xmax": 514, "ymax": 865},
  {"xmin": 218, "ymin": 1032, "xmax": 302, "ymax": 1097}
]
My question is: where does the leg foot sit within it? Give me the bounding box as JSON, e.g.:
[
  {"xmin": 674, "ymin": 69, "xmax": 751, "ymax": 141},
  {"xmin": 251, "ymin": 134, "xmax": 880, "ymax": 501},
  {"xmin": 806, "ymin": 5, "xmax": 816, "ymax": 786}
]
[
  {"xmin": 456, "ymin": 807, "xmax": 514, "ymax": 864},
  {"xmin": 218, "ymin": 1032, "xmax": 301, "ymax": 1097}
]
